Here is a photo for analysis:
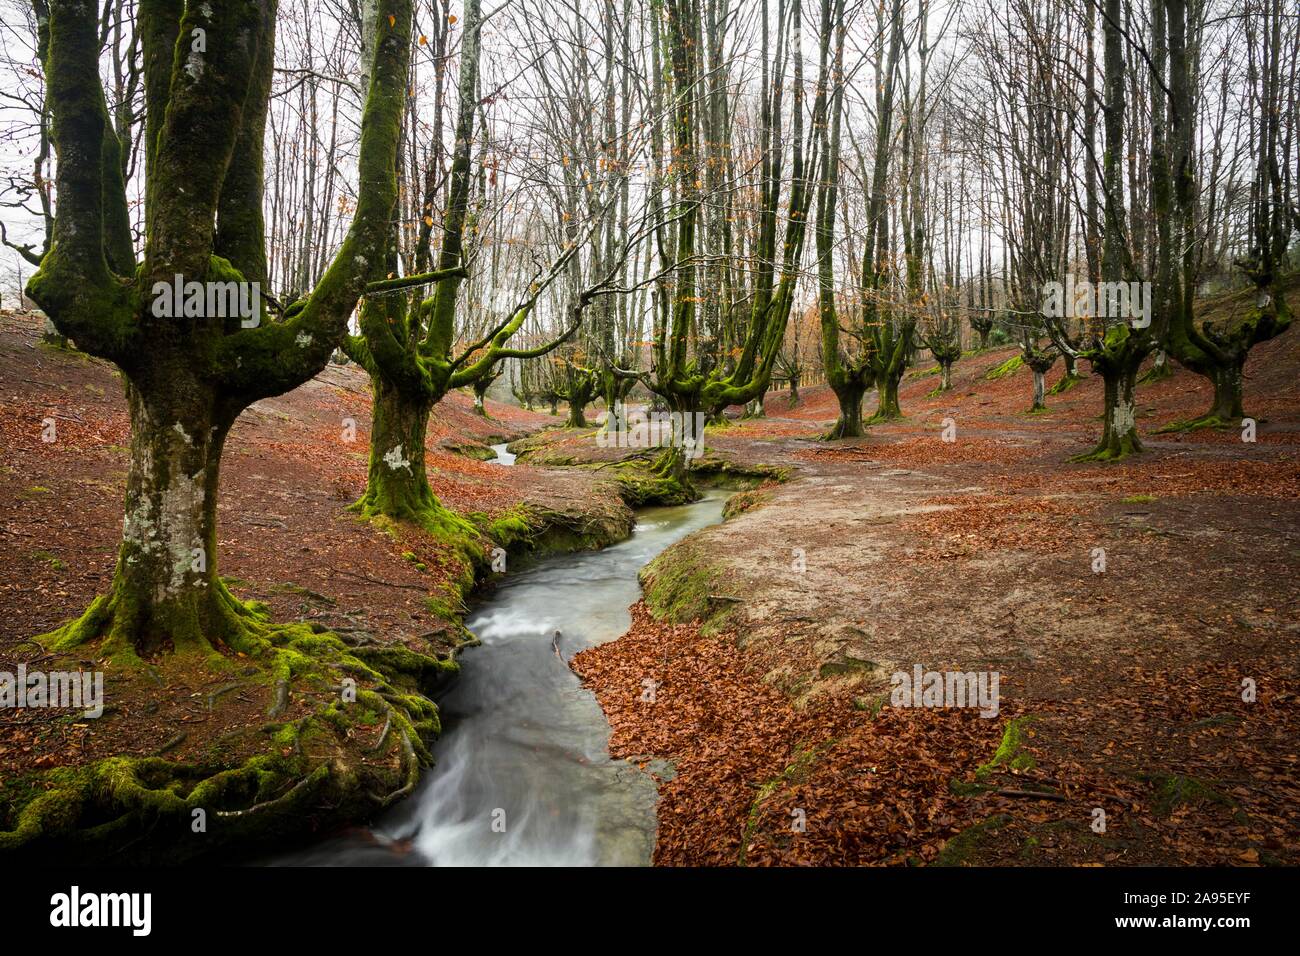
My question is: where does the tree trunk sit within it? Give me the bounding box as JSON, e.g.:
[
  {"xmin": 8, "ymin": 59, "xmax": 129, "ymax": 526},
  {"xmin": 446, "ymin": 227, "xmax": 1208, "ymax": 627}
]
[
  {"xmin": 1078, "ymin": 358, "xmax": 1144, "ymax": 460},
  {"xmin": 353, "ymin": 377, "xmax": 437, "ymax": 523},
  {"xmin": 1204, "ymin": 359, "xmax": 1246, "ymax": 423},
  {"xmin": 44, "ymin": 374, "xmax": 253, "ymax": 659},
  {"xmin": 1140, "ymin": 348, "xmax": 1173, "ymax": 384},
  {"xmin": 826, "ymin": 379, "xmax": 866, "ymax": 438},
  {"xmin": 42, "ymin": 316, "xmax": 68, "ymax": 349},
  {"xmin": 940, "ymin": 361, "xmax": 953, "ymax": 392},
  {"xmin": 1031, "ymin": 368, "xmax": 1046, "ymax": 410},
  {"xmin": 472, "ymin": 379, "xmax": 491, "ymax": 417},
  {"xmin": 604, "ymin": 398, "xmax": 627, "ymax": 434},
  {"xmin": 869, "ymin": 370, "xmax": 903, "ymax": 423},
  {"xmin": 567, "ymin": 399, "xmax": 588, "ymax": 428}
]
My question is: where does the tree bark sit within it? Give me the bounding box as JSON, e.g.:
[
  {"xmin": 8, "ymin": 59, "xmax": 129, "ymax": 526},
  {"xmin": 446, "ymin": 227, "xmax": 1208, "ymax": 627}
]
[
  {"xmin": 472, "ymin": 377, "xmax": 491, "ymax": 417},
  {"xmin": 47, "ymin": 370, "xmax": 259, "ymax": 659},
  {"xmin": 353, "ymin": 376, "xmax": 439, "ymax": 524},
  {"xmin": 870, "ymin": 369, "xmax": 903, "ymax": 422},
  {"xmin": 826, "ymin": 378, "xmax": 867, "ymax": 439},
  {"xmin": 1078, "ymin": 353, "xmax": 1145, "ymax": 460},
  {"xmin": 1205, "ymin": 358, "xmax": 1246, "ymax": 422}
]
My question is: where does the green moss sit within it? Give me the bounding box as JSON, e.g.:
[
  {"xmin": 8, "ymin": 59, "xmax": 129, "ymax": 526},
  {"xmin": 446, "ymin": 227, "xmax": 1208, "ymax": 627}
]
[
  {"xmin": 975, "ymin": 716, "xmax": 1037, "ymax": 780},
  {"xmin": 640, "ymin": 545, "xmax": 734, "ymax": 634},
  {"xmin": 1121, "ymin": 494, "xmax": 1157, "ymax": 504},
  {"xmin": 722, "ymin": 488, "xmax": 769, "ymax": 520},
  {"xmin": 607, "ymin": 458, "xmax": 699, "ymax": 507},
  {"xmin": 483, "ymin": 506, "xmax": 536, "ymax": 548},
  {"xmin": 853, "ymin": 694, "xmax": 889, "ymax": 718},
  {"xmin": 933, "ymin": 814, "xmax": 1013, "ymax": 866},
  {"xmin": 3, "ymin": 595, "xmax": 452, "ymax": 862},
  {"xmin": 1144, "ymin": 773, "xmax": 1247, "ymax": 822},
  {"xmin": 1154, "ymin": 414, "xmax": 1238, "ymax": 434},
  {"xmin": 984, "ymin": 355, "xmax": 1024, "ymax": 380},
  {"xmin": 691, "ymin": 458, "xmax": 789, "ymax": 488},
  {"xmin": 1048, "ymin": 372, "xmax": 1082, "ymax": 395},
  {"xmin": 818, "ymin": 656, "xmax": 877, "ymax": 678},
  {"xmin": 443, "ymin": 441, "xmax": 497, "ymax": 461},
  {"xmin": 738, "ymin": 742, "xmax": 835, "ymax": 865},
  {"xmin": 31, "ymin": 550, "xmax": 67, "ymax": 571}
]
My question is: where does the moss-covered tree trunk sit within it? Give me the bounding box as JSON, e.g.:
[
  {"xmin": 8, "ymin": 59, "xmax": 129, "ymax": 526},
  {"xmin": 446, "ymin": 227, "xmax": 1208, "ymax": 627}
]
[
  {"xmin": 1077, "ymin": 352, "xmax": 1144, "ymax": 460},
  {"xmin": 472, "ymin": 376, "xmax": 491, "ymax": 417},
  {"xmin": 353, "ymin": 376, "xmax": 438, "ymax": 523},
  {"xmin": 1204, "ymin": 358, "xmax": 1246, "ymax": 422},
  {"xmin": 870, "ymin": 369, "xmax": 903, "ymax": 423},
  {"xmin": 826, "ymin": 378, "xmax": 866, "ymax": 439},
  {"xmin": 29, "ymin": 0, "xmax": 415, "ymax": 660},
  {"xmin": 939, "ymin": 360, "xmax": 953, "ymax": 392},
  {"xmin": 600, "ymin": 374, "xmax": 635, "ymax": 433},
  {"xmin": 564, "ymin": 372, "xmax": 596, "ymax": 427},
  {"xmin": 1139, "ymin": 348, "xmax": 1171, "ymax": 383},
  {"xmin": 50, "ymin": 372, "xmax": 254, "ymax": 659}
]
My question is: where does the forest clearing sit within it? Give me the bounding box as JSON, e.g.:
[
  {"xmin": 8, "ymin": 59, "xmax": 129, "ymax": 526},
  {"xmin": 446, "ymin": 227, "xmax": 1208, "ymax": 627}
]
[{"xmin": 0, "ymin": 0, "xmax": 1296, "ymax": 932}]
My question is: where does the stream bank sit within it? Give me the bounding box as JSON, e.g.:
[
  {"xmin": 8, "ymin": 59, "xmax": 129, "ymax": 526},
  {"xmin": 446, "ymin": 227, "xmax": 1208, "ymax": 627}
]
[
  {"xmin": 270, "ymin": 488, "xmax": 729, "ymax": 865},
  {"xmin": 0, "ymin": 320, "xmax": 654, "ymax": 864}
]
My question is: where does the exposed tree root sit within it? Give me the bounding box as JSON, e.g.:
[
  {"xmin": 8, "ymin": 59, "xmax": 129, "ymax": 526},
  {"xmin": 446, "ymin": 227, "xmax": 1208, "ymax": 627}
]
[
  {"xmin": 2, "ymin": 585, "xmax": 456, "ymax": 863},
  {"xmin": 1154, "ymin": 413, "xmax": 1241, "ymax": 434},
  {"xmin": 1069, "ymin": 434, "xmax": 1145, "ymax": 463}
]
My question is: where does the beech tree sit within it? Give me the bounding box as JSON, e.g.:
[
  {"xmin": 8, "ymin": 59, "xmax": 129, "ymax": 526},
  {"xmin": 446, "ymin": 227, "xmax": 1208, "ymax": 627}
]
[
  {"xmin": 27, "ymin": 0, "xmax": 414, "ymax": 658},
  {"xmin": 1162, "ymin": 0, "xmax": 1294, "ymax": 429},
  {"xmin": 610, "ymin": 0, "xmax": 824, "ymax": 485},
  {"xmin": 341, "ymin": 0, "xmax": 596, "ymax": 544}
]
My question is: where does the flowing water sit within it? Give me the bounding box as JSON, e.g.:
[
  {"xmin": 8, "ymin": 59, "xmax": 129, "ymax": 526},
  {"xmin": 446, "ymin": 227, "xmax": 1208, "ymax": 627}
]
[
  {"xmin": 269, "ymin": 443, "xmax": 725, "ymax": 866},
  {"xmin": 487, "ymin": 441, "xmax": 516, "ymax": 465}
]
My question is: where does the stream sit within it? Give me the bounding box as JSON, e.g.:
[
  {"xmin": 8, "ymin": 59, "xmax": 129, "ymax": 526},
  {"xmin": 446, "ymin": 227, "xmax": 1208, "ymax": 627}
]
[{"xmin": 270, "ymin": 442, "xmax": 725, "ymax": 865}]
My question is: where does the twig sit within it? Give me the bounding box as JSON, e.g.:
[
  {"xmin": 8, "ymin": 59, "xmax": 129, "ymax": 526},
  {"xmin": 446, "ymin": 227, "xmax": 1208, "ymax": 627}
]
[
  {"xmin": 995, "ymin": 788, "xmax": 1067, "ymax": 801},
  {"xmin": 327, "ymin": 568, "xmax": 427, "ymax": 591}
]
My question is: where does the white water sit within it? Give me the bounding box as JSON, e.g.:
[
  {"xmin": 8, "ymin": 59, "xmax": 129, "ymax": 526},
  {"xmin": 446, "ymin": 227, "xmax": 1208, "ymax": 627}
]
[{"xmin": 269, "ymin": 459, "xmax": 726, "ymax": 866}]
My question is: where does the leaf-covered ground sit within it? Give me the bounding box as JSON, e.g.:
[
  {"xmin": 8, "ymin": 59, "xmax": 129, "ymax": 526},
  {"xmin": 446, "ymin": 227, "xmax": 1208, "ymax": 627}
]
[
  {"xmin": 0, "ymin": 310, "xmax": 626, "ymax": 791},
  {"xmin": 571, "ymin": 315, "xmax": 1300, "ymax": 866}
]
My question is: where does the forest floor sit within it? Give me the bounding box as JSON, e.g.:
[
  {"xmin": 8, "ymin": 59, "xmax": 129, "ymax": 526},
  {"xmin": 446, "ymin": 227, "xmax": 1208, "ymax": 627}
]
[
  {"xmin": 561, "ymin": 294, "xmax": 1300, "ymax": 866},
  {"xmin": 0, "ymin": 310, "xmax": 633, "ymax": 857},
  {"xmin": 2, "ymin": 290, "xmax": 1298, "ymax": 866}
]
